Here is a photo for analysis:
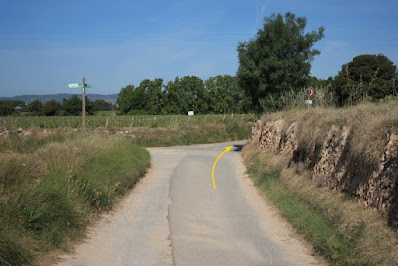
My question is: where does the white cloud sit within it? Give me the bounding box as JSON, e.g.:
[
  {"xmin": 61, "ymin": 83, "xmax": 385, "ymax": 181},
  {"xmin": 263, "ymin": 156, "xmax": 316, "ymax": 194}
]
[
  {"xmin": 256, "ymin": 0, "xmax": 269, "ymax": 28},
  {"xmin": 322, "ymin": 41, "xmax": 348, "ymax": 54}
]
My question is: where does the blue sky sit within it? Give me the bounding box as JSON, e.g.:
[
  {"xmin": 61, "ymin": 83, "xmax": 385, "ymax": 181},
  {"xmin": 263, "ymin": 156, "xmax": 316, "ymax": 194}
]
[{"xmin": 0, "ymin": 0, "xmax": 397, "ymax": 97}]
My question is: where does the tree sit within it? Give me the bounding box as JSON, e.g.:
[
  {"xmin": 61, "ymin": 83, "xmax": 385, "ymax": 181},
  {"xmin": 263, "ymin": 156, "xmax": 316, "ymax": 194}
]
[
  {"xmin": 43, "ymin": 100, "xmax": 62, "ymax": 116},
  {"xmin": 307, "ymin": 76, "xmax": 331, "ymax": 89},
  {"xmin": 10, "ymin": 100, "xmax": 25, "ymax": 108},
  {"xmin": 61, "ymin": 95, "xmax": 82, "ymax": 116},
  {"xmin": 84, "ymin": 96, "xmax": 94, "ymax": 115},
  {"xmin": 116, "ymin": 85, "xmax": 149, "ymax": 114},
  {"xmin": 163, "ymin": 76, "xmax": 208, "ymax": 114},
  {"xmin": 26, "ymin": 99, "xmax": 43, "ymax": 115},
  {"xmin": 0, "ymin": 100, "xmax": 15, "ymax": 116},
  {"xmin": 237, "ymin": 12, "xmax": 324, "ymax": 112},
  {"xmin": 92, "ymin": 100, "xmax": 112, "ymax": 112},
  {"xmin": 205, "ymin": 75, "xmax": 249, "ymax": 114},
  {"xmin": 139, "ymin": 79, "xmax": 165, "ymax": 114},
  {"xmin": 332, "ymin": 54, "xmax": 397, "ymax": 105}
]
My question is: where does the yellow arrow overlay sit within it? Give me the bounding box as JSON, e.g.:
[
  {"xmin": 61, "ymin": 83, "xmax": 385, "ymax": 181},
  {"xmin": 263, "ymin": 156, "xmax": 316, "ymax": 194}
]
[{"xmin": 212, "ymin": 146, "xmax": 232, "ymax": 189}]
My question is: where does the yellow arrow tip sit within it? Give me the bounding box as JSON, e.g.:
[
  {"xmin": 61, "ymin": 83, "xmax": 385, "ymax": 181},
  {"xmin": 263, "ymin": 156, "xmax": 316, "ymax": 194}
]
[{"xmin": 226, "ymin": 146, "xmax": 232, "ymax": 152}]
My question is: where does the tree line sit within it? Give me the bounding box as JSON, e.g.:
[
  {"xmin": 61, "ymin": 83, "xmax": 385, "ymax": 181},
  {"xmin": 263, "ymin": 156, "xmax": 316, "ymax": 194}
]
[
  {"xmin": 116, "ymin": 75, "xmax": 251, "ymax": 115},
  {"xmin": 1, "ymin": 12, "xmax": 397, "ymax": 117},
  {"xmin": 0, "ymin": 96, "xmax": 115, "ymax": 116},
  {"xmin": 118, "ymin": 13, "xmax": 397, "ymax": 114}
]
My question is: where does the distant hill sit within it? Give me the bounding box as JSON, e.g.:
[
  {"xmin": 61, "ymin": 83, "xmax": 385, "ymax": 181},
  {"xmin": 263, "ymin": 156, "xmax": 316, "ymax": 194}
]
[{"xmin": 0, "ymin": 93, "xmax": 118, "ymax": 105}]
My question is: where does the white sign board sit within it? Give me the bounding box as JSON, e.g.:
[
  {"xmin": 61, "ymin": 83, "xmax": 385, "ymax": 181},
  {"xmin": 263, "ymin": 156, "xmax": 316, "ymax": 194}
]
[
  {"xmin": 305, "ymin": 100, "xmax": 313, "ymax": 105},
  {"xmin": 68, "ymin": 83, "xmax": 92, "ymax": 88},
  {"xmin": 188, "ymin": 111, "xmax": 194, "ymax": 116}
]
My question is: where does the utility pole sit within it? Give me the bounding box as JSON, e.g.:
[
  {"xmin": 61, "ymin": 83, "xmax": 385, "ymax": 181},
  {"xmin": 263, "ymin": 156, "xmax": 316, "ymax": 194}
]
[{"xmin": 82, "ymin": 77, "xmax": 86, "ymax": 132}]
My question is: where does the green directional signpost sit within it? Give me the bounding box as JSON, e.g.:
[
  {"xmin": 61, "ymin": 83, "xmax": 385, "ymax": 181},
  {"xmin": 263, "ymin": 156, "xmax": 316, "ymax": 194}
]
[{"xmin": 68, "ymin": 77, "xmax": 92, "ymax": 132}]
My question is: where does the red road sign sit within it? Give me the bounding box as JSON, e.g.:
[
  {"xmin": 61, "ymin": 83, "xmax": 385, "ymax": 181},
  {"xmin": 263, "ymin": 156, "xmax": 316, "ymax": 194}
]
[{"xmin": 307, "ymin": 86, "xmax": 315, "ymax": 98}]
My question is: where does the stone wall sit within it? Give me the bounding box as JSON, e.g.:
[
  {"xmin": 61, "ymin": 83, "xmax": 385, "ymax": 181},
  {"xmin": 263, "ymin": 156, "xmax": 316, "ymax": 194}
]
[{"xmin": 252, "ymin": 119, "xmax": 398, "ymax": 226}]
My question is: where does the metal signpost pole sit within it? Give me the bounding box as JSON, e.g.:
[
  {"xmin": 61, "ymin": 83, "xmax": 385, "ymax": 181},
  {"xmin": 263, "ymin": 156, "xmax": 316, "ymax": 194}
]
[
  {"xmin": 68, "ymin": 80, "xmax": 92, "ymax": 133},
  {"xmin": 82, "ymin": 77, "xmax": 86, "ymax": 133}
]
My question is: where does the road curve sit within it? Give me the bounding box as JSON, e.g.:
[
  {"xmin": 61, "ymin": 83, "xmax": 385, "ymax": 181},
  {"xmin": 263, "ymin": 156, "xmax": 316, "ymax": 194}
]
[{"xmin": 56, "ymin": 141, "xmax": 322, "ymax": 266}]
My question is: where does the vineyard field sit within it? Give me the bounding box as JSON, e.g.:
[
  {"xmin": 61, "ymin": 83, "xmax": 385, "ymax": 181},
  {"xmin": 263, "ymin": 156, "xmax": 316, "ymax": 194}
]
[{"xmin": 1, "ymin": 114, "xmax": 257, "ymax": 130}]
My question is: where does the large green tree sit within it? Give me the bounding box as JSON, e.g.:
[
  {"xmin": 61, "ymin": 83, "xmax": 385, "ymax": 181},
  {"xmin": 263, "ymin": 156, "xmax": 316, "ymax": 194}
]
[
  {"xmin": 61, "ymin": 95, "xmax": 82, "ymax": 116},
  {"xmin": 237, "ymin": 12, "xmax": 324, "ymax": 112},
  {"xmin": 205, "ymin": 75, "xmax": 249, "ymax": 114},
  {"xmin": 333, "ymin": 54, "xmax": 397, "ymax": 105},
  {"xmin": 61, "ymin": 96, "xmax": 92, "ymax": 116},
  {"xmin": 163, "ymin": 76, "xmax": 208, "ymax": 114},
  {"xmin": 139, "ymin": 79, "xmax": 165, "ymax": 114},
  {"xmin": 0, "ymin": 100, "xmax": 15, "ymax": 116},
  {"xmin": 117, "ymin": 85, "xmax": 148, "ymax": 114},
  {"xmin": 26, "ymin": 99, "xmax": 43, "ymax": 115},
  {"xmin": 43, "ymin": 100, "xmax": 62, "ymax": 116},
  {"xmin": 117, "ymin": 85, "xmax": 134, "ymax": 114}
]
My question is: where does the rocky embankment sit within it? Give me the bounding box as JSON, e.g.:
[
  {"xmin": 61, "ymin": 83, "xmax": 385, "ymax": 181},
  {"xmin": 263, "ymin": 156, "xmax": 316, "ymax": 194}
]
[{"xmin": 252, "ymin": 119, "xmax": 398, "ymax": 226}]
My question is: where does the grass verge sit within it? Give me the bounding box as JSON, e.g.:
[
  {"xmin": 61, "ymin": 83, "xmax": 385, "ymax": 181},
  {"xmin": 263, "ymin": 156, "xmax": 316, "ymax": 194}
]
[
  {"xmin": 242, "ymin": 141, "xmax": 398, "ymax": 265},
  {"xmin": 0, "ymin": 132, "xmax": 150, "ymax": 265}
]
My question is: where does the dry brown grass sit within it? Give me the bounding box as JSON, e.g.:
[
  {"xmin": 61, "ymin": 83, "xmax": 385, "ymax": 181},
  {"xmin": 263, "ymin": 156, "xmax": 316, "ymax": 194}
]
[
  {"xmin": 259, "ymin": 102, "xmax": 398, "ymax": 171},
  {"xmin": 243, "ymin": 141, "xmax": 398, "ymax": 265},
  {"xmin": 280, "ymin": 167, "xmax": 398, "ymax": 265}
]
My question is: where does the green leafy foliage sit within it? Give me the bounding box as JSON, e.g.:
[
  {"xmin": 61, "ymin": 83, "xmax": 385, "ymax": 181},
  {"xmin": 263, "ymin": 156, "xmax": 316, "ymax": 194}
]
[
  {"xmin": 0, "ymin": 100, "xmax": 15, "ymax": 116},
  {"xmin": 43, "ymin": 99, "xmax": 62, "ymax": 116},
  {"xmin": 61, "ymin": 95, "xmax": 93, "ymax": 116},
  {"xmin": 92, "ymin": 99, "xmax": 112, "ymax": 112},
  {"xmin": 117, "ymin": 85, "xmax": 137, "ymax": 114},
  {"xmin": 61, "ymin": 95, "xmax": 82, "ymax": 116},
  {"xmin": 117, "ymin": 75, "xmax": 249, "ymax": 115},
  {"xmin": 139, "ymin": 78, "xmax": 166, "ymax": 114},
  {"xmin": 332, "ymin": 54, "xmax": 398, "ymax": 105},
  {"xmin": 237, "ymin": 12, "xmax": 324, "ymax": 112},
  {"xmin": 26, "ymin": 99, "xmax": 43, "ymax": 115}
]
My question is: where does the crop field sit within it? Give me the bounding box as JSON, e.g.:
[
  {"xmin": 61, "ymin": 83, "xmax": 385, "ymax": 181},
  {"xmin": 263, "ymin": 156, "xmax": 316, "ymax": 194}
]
[{"xmin": 0, "ymin": 114, "xmax": 257, "ymax": 130}]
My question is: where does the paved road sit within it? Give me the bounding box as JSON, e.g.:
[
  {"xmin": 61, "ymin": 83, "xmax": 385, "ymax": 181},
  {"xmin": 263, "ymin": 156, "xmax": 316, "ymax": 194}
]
[{"xmin": 57, "ymin": 141, "xmax": 321, "ymax": 266}]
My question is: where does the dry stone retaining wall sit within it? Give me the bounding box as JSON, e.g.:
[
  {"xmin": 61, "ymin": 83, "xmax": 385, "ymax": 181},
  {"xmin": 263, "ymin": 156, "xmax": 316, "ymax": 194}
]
[{"xmin": 252, "ymin": 119, "xmax": 398, "ymax": 226}]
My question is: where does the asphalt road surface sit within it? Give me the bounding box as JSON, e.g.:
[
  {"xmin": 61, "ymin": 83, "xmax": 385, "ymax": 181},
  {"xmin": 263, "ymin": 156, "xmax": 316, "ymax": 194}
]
[{"xmin": 56, "ymin": 141, "xmax": 322, "ymax": 266}]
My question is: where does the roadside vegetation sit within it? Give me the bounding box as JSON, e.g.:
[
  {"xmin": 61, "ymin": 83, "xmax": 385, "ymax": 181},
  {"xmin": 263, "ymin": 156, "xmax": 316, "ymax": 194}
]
[
  {"xmin": 259, "ymin": 100, "xmax": 398, "ymax": 170},
  {"xmin": 118, "ymin": 121, "xmax": 252, "ymax": 147},
  {"xmin": 0, "ymin": 131, "xmax": 150, "ymax": 265},
  {"xmin": 0, "ymin": 114, "xmax": 255, "ymax": 130},
  {"xmin": 242, "ymin": 141, "xmax": 398, "ymax": 265}
]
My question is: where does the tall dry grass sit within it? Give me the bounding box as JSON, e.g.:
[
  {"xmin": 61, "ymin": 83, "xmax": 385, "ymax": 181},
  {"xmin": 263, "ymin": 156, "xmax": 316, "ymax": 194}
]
[
  {"xmin": 258, "ymin": 101, "xmax": 398, "ymax": 172},
  {"xmin": 0, "ymin": 132, "xmax": 150, "ymax": 265}
]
